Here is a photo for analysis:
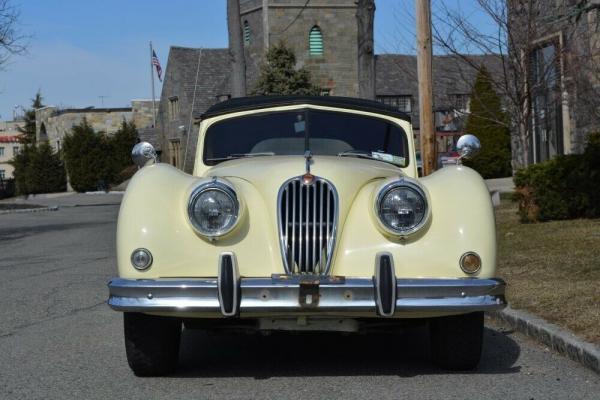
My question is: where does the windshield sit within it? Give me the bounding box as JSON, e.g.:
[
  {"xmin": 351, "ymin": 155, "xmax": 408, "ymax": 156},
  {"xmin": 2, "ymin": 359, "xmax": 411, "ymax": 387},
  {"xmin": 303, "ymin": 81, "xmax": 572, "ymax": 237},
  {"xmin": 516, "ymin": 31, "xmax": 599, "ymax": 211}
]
[{"xmin": 203, "ymin": 109, "xmax": 409, "ymax": 166}]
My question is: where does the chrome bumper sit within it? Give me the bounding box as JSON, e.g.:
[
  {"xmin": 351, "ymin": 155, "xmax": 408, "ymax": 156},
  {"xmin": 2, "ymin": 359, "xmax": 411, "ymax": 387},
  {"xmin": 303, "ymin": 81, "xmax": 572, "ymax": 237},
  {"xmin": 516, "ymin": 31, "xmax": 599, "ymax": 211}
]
[{"xmin": 107, "ymin": 276, "xmax": 506, "ymax": 317}]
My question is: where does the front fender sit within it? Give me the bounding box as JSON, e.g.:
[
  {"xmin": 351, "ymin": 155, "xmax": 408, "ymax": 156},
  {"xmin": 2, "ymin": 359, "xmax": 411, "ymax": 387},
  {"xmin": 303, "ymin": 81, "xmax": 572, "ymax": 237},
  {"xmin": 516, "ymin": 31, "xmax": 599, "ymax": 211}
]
[
  {"xmin": 333, "ymin": 166, "xmax": 496, "ymax": 278},
  {"xmin": 116, "ymin": 164, "xmax": 282, "ymax": 279}
]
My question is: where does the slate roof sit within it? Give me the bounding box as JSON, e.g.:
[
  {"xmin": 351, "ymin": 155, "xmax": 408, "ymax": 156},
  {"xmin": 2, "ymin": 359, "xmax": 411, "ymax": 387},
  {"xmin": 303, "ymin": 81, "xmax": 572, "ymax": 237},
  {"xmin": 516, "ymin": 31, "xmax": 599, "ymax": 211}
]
[
  {"xmin": 0, "ymin": 135, "xmax": 22, "ymax": 143},
  {"xmin": 164, "ymin": 47, "xmax": 503, "ymax": 120},
  {"xmin": 375, "ymin": 53, "xmax": 504, "ymax": 107},
  {"xmin": 163, "ymin": 46, "xmax": 232, "ymax": 120},
  {"xmin": 160, "ymin": 47, "xmax": 503, "ymax": 131}
]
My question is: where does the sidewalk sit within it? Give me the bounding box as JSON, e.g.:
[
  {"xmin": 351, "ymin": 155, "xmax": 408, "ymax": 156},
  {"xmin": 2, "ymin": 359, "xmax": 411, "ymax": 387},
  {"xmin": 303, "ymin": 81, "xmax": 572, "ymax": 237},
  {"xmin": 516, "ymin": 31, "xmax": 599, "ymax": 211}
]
[
  {"xmin": 0, "ymin": 192, "xmax": 123, "ymax": 208},
  {"xmin": 485, "ymin": 177, "xmax": 515, "ymax": 194}
]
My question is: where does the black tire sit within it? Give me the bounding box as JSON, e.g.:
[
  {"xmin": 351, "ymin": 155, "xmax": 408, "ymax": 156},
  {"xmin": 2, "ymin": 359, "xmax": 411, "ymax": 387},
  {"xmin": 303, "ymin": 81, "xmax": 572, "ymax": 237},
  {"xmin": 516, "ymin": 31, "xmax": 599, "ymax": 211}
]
[
  {"xmin": 429, "ymin": 312, "xmax": 484, "ymax": 371},
  {"xmin": 124, "ymin": 312, "xmax": 182, "ymax": 376}
]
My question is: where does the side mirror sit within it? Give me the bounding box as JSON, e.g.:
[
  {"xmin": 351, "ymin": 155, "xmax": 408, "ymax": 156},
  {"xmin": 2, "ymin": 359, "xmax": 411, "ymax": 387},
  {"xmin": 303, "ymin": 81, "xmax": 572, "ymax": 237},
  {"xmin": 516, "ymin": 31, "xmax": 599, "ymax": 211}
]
[
  {"xmin": 456, "ymin": 134, "xmax": 481, "ymax": 162},
  {"xmin": 132, "ymin": 142, "xmax": 157, "ymax": 168}
]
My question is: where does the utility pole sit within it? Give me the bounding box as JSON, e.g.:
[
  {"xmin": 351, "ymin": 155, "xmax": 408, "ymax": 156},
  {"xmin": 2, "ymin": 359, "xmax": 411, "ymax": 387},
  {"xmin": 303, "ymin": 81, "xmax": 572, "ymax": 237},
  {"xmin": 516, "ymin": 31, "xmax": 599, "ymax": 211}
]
[
  {"xmin": 227, "ymin": 0, "xmax": 247, "ymax": 97},
  {"xmin": 357, "ymin": 0, "xmax": 376, "ymax": 99},
  {"xmin": 415, "ymin": 0, "xmax": 436, "ymax": 175}
]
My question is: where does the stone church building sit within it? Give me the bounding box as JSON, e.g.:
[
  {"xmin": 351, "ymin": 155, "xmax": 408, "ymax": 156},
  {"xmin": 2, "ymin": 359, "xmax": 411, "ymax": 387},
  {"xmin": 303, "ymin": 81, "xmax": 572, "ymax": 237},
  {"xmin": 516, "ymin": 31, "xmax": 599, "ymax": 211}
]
[{"xmin": 156, "ymin": 0, "xmax": 498, "ymax": 172}]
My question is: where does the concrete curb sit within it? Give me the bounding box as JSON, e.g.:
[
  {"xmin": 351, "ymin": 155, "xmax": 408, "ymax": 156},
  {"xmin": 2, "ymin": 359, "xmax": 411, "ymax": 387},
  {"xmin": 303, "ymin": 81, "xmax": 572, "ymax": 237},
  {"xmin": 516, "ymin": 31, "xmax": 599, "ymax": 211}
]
[
  {"xmin": 0, "ymin": 206, "xmax": 59, "ymax": 215},
  {"xmin": 488, "ymin": 307, "xmax": 600, "ymax": 374}
]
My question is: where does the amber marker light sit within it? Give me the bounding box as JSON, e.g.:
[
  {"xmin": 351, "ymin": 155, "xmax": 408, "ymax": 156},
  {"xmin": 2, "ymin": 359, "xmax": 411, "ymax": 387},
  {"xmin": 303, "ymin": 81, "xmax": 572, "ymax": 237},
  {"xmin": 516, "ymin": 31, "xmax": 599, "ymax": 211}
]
[{"xmin": 460, "ymin": 252, "xmax": 481, "ymax": 274}]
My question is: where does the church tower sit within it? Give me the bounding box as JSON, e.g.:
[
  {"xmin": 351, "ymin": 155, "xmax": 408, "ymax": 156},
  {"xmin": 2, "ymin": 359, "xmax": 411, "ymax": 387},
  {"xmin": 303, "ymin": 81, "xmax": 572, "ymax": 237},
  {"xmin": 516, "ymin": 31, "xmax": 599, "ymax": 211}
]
[{"xmin": 238, "ymin": 0, "xmax": 363, "ymax": 97}]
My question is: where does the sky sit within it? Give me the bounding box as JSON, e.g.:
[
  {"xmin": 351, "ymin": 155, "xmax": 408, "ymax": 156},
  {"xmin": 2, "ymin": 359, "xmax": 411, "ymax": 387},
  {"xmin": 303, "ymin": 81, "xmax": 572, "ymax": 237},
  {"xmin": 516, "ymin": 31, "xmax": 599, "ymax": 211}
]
[{"xmin": 0, "ymin": 0, "xmax": 493, "ymax": 120}]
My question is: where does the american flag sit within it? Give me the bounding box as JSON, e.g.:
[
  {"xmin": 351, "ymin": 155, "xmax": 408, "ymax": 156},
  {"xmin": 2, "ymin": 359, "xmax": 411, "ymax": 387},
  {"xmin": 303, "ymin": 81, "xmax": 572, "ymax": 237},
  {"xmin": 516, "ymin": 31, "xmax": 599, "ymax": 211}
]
[{"xmin": 152, "ymin": 50, "xmax": 162, "ymax": 82}]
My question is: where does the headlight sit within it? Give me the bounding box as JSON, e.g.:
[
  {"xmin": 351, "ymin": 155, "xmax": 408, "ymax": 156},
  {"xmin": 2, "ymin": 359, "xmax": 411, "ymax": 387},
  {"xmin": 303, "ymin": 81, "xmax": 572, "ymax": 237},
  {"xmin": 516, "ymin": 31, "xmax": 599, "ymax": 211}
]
[
  {"xmin": 375, "ymin": 179, "xmax": 429, "ymax": 236},
  {"xmin": 188, "ymin": 179, "xmax": 239, "ymax": 238}
]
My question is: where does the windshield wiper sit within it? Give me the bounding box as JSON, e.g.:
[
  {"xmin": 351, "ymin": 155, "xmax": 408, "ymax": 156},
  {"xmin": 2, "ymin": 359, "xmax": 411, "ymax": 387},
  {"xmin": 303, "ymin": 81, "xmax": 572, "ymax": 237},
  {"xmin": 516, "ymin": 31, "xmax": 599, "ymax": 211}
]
[
  {"xmin": 206, "ymin": 152, "xmax": 275, "ymax": 162},
  {"xmin": 338, "ymin": 150, "xmax": 405, "ymax": 167}
]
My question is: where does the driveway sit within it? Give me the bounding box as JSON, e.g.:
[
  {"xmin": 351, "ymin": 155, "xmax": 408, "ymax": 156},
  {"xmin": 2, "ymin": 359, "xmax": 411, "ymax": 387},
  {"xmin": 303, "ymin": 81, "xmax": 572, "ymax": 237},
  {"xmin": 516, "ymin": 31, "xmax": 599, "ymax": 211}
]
[{"xmin": 0, "ymin": 195, "xmax": 598, "ymax": 399}]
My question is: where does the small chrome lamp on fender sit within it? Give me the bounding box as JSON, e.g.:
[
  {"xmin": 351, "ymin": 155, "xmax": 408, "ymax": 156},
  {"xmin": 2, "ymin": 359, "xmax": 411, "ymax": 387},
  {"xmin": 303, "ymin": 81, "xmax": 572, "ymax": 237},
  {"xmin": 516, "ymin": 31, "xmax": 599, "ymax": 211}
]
[
  {"xmin": 132, "ymin": 141, "xmax": 157, "ymax": 168},
  {"xmin": 374, "ymin": 177, "xmax": 431, "ymax": 238},
  {"xmin": 456, "ymin": 134, "xmax": 481, "ymax": 164},
  {"xmin": 187, "ymin": 178, "xmax": 241, "ymax": 240}
]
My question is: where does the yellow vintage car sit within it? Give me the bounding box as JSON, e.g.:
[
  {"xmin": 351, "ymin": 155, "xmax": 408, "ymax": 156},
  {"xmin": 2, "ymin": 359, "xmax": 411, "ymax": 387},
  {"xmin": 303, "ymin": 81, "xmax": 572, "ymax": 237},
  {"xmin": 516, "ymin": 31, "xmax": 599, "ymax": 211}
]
[{"xmin": 108, "ymin": 96, "xmax": 506, "ymax": 376}]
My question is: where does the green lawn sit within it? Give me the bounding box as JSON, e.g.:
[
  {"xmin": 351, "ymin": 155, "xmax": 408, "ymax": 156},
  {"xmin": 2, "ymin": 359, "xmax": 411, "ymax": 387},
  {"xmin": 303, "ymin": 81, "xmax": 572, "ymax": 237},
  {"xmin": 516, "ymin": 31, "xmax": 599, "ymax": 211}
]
[{"xmin": 495, "ymin": 195, "xmax": 600, "ymax": 344}]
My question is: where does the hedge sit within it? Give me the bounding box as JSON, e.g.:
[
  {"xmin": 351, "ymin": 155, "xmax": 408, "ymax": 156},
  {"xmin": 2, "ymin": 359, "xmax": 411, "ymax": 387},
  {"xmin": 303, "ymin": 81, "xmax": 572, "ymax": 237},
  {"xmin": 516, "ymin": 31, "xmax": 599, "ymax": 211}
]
[{"xmin": 514, "ymin": 132, "xmax": 600, "ymax": 222}]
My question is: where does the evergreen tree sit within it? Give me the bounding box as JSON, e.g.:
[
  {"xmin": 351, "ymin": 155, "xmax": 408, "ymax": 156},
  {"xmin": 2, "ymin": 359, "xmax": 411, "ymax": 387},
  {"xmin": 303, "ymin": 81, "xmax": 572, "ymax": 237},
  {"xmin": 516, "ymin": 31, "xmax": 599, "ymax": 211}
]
[
  {"xmin": 27, "ymin": 142, "xmax": 67, "ymax": 194},
  {"xmin": 17, "ymin": 91, "xmax": 44, "ymax": 146},
  {"xmin": 11, "ymin": 146, "xmax": 33, "ymax": 195},
  {"xmin": 463, "ymin": 66, "xmax": 512, "ymax": 178},
  {"xmin": 253, "ymin": 42, "xmax": 321, "ymax": 96},
  {"xmin": 109, "ymin": 120, "xmax": 138, "ymax": 182},
  {"xmin": 11, "ymin": 142, "xmax": 66, "ymax": 195},
  {"xmin": 63, "ymin": 119, "xmax": 113, "ymax": 192}
]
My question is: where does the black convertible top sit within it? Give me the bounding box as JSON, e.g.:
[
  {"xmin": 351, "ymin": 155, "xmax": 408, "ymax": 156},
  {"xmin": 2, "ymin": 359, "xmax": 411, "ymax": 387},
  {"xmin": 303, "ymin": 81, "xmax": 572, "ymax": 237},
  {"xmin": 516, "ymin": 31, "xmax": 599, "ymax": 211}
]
[{"xmin": 201, "ymin": 95, "xmax": 411, "ymax": 122}]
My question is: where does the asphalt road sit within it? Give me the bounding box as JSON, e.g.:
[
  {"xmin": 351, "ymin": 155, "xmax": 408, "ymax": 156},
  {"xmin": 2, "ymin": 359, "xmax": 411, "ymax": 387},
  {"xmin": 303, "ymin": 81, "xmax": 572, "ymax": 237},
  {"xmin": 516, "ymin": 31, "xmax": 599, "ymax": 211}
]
[{"xmin": 1, "ymin": 195, "xmax": 598, "ymax": 399}]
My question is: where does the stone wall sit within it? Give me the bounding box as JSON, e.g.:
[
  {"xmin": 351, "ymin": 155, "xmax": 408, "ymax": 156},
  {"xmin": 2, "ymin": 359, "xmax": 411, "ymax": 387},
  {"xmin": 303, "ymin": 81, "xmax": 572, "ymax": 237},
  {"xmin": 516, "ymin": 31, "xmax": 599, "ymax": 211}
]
[
  {"xmin": 131, "ymin": 100, "xmax": 156, "ymax": 129},
  {"xmin": 36, "ymin": 100, "xmax": 156, "ymax": 153},
  {"xmin": 241, "ymin": 0, "xmax": 359, "ymax": 96}
]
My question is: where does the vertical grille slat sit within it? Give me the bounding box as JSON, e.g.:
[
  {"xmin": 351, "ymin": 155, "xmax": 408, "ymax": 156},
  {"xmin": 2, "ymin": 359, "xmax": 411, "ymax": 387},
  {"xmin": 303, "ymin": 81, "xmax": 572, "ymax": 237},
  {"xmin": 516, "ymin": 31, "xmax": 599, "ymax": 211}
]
[
  {"xmin": 291, "ymin": 181, "xmax": 296, "ymax": 273},
  {"xmin": 305, "ymin": 183, "xmax": 309, "ymax": 272},
  {"xmin": 312, "ymin": 183, "xmax": 317, "ymax": 272},
  {"xmin": 278, "ymin": 176, "xmax": 338, "ymax": 275},
  {"xmin": 319, "ymin": 181, "xmax": 324, "ymax": 272},
  {"xmin": 299, "ymin": 180, "xmax": 303, "ymax": 272}
]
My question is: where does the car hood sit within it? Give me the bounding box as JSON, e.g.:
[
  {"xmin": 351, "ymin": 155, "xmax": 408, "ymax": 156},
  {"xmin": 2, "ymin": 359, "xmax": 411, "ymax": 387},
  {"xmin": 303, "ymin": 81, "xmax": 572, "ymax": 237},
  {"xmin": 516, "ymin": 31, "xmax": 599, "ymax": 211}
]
[{"xmin": 205, "ymin": 155, "xmax": 402, "ymax": 189}]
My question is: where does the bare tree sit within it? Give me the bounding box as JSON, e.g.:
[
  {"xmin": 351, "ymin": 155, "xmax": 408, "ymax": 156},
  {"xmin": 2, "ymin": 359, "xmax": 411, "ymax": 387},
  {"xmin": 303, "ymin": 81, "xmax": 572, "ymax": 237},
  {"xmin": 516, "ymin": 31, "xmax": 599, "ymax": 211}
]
[
  {"xmin": 430, "ymin": 0, "xmax": 600, "ymax": 169},
  {"xmin": 227, "ymin": 0, "xmax": 246, "ymax": 97},
  {"xmin": 0, "ymin": 0, "xmax": 26, "ymax": 68},
  {"xmin": 357, "ymin": 0, "xmax": 375, "ymax": 99}
]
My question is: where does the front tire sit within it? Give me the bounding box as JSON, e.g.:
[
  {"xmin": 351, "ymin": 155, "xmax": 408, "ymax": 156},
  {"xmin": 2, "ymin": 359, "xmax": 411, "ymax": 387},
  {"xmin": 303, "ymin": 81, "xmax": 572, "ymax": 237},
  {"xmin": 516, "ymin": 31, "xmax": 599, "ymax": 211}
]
[
  {"xmin": 429, "ymin": 312, "xmax": 484, "ymax": 370},
  {"xmin": 124, "ymin": 312, "xmax": 182, "ymax": 376}
]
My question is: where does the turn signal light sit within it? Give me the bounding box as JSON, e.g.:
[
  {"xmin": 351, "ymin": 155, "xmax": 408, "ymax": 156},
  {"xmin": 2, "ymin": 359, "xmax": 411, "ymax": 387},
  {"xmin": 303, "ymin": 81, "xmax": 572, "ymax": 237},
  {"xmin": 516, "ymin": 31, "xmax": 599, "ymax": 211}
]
[
  {"xmin": 460, "ymin": 252, "xmax": 481, "ymax": 274},
  {"xmin": 131, "ymin": 248, "xmax": 153, "ymax": 270}
]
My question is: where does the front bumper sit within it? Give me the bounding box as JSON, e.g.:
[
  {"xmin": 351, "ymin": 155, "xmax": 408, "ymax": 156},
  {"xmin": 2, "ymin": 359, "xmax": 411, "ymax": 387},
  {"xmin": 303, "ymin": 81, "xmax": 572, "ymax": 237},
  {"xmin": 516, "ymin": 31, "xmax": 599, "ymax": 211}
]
[{"xmin": 107, "ymin": 276, "xmax": 506, "ymax": 317}]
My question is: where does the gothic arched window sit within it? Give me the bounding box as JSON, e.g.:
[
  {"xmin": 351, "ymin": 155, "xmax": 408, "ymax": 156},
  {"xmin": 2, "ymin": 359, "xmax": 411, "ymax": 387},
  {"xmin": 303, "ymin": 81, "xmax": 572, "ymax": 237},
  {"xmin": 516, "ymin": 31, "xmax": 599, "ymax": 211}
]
[
  {"xmin": 243, "ymin": 20, "xmax": 251, "ymax": 46},
  {"xmin": 309, "ymin": 26, "xmax": 323, "ymax": 56}
]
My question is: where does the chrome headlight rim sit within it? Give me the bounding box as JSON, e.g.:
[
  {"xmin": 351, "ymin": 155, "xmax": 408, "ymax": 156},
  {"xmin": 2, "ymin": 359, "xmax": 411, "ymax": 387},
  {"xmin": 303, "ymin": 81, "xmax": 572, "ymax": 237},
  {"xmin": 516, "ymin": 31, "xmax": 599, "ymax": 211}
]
[
  {"xmin": 187, "ymin": 179, "xmax": 240, "ymax": 239},
  {"xmin": 374, "ymin": 178, "xmax": 430, "ymax": 237}
]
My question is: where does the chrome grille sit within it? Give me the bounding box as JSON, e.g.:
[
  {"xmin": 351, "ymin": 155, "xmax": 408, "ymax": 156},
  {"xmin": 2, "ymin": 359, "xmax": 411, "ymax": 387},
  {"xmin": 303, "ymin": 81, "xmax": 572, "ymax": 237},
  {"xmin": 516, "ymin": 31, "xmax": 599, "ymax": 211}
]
[{"xmin": 278, "ymin": 177, "xmax": 338, "ymax": 275}]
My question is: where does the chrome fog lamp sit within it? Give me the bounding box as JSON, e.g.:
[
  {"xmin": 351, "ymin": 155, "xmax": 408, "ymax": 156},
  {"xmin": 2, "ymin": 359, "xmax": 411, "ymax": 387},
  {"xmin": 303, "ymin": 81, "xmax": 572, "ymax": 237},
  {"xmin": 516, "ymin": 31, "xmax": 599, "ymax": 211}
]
[
  {"xmin": 131, "ymin": 248, "xmax": 153, "ymax": 270},
  {"xmin": 375, "ymin": 179, "xmax": 429, "ymax": 236},
  {"xmin": 188, "ymin": 180, "xmax": 239, "ymax": 239}
]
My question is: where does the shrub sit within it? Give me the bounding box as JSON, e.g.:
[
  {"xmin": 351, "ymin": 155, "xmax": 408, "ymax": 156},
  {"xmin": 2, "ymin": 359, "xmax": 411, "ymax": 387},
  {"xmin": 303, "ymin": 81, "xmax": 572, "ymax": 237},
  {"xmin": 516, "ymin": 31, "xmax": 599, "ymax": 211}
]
[
  {"xmin": 514, "ymin": 132, "xmax": 600, "ymax": 222},
  {"xmin": 0, "ymin": 178, "xmax": 15, "ymax": 199},
  {"xmin": 63, "ymin": 119, "xmax": 139, "ymax": 192},
  {"xmin": 11, "ymin": 143, "xmax": 66, "ymax": 195}
]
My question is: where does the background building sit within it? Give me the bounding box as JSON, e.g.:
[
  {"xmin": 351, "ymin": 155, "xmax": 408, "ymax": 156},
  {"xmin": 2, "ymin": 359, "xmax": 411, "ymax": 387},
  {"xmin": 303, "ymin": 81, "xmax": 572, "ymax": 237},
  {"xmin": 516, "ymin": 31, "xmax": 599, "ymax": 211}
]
[
  {"xmin": 35, "ymin": 100, "xmax": 155, "ymax": 152},
  {"xmin": 509, "ymin": 0, "xmax": 600, "ymax": 164},
  {"xmin": 155, "ymin": 0, "xmax": 498, "ymax": 172},
  {"xmin": 0, "ymin": 120, "xmax": 25, "ymax": 179}
]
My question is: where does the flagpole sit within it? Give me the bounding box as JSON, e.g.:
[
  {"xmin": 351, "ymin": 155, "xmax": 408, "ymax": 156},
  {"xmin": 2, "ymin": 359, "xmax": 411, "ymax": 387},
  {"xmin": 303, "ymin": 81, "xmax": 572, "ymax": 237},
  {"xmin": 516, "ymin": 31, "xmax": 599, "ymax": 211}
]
[{"xmin": 149, "ymin": 41, "xmax": 156, "ymax": 128}]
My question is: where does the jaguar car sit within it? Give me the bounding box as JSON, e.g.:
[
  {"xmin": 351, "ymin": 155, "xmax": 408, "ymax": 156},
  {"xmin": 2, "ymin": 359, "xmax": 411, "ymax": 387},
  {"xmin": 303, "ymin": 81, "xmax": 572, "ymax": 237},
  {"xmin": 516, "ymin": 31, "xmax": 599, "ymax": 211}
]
[{"xmin": 108, "ymin": 96, "xmax": 506, "ymax": 376}]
